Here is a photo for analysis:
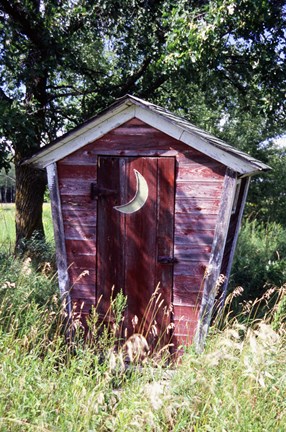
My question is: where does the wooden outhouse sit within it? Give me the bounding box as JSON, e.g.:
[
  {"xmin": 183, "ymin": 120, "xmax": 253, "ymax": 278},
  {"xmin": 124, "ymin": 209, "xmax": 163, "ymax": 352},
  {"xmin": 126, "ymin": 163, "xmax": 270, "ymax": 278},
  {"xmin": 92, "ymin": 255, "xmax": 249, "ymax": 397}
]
[{"xmin": 26, "ymin": 95, "xmax": 270, "ymax": 350}]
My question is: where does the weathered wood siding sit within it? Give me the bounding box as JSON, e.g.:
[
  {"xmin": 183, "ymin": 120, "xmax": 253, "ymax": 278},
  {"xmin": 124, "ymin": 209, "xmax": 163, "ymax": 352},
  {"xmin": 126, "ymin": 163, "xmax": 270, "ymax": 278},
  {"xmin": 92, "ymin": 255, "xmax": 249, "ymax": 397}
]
[
  {"xmin": 56, "ymin": 118, "xmax": 226, "ymax": 343},
  {"xmin": 56, "ymin": 163, "xmax": 97, "ymax": 317},
  {"xmin": 173, "ymin": 153, "xmax": 225, "ymax": 345}
]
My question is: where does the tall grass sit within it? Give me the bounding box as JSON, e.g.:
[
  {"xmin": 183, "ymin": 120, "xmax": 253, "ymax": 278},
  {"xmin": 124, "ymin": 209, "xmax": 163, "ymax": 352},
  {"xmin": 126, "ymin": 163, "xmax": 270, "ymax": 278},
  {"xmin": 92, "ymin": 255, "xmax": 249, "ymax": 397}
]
[
  {"xmin": 230, "ymin": 219, "xmax": 286, "ymax": 301},
  {"xmin": 0, "ymin": 250, "xmax": 285, "ymax": 431},
  {"xmin": 0, "ymin": 206, "xmax": 285, "ymax": 430}
]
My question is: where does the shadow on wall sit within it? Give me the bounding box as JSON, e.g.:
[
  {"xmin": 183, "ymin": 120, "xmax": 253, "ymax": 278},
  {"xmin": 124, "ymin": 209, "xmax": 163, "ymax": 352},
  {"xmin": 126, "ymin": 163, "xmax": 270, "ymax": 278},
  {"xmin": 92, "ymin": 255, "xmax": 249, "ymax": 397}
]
[{"xmin": 57, "ymin": 127, "xmax": 226, "ymax": 350}]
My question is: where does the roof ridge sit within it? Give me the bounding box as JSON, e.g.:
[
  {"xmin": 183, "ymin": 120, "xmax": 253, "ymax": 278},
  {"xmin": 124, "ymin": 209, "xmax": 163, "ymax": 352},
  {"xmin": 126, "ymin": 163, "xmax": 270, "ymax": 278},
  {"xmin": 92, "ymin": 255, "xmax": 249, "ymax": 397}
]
[{"xmin": 23, "ymin": 94, "xmax": 271, "ymax": 174}]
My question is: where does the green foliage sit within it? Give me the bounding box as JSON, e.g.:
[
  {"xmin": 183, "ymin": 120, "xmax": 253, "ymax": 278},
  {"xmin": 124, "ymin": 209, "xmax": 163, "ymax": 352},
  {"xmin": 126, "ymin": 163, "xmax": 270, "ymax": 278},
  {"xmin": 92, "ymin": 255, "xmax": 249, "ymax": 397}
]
[
  {"xmin": 86, "ymin": 289, "xmax": 128, "ymax": 356},
  {"xmin": 0, "ymin": 203, "xmax": 15, "ymax": 249},
  {"xmin": 163, "ymin": 0, "xmax": 286, "ymax": 128},
  {"xmin": 246, "ymin": 147, "xmax": 286, "ymax": 226},
  {"xmin": 1, "ymin": 0, "xmax": 286, "ymax": 242},
  {"xmin": 0, "ymin": 251, "xmax": 57, "ymax": 310},
  {"xmin": 230, "ymin": 219, "xmax": 286, "ymax": 301},
  {"xmin": 273, "ymin": 293, "xmax": 286, "ymax": 332},
  {"xmin": 0, "ymin": 0, "xmax": 168, "ymax": 162},
  {"xmin": 155, "ymin": 0, "xmax": 286, "ymax": 227},
  {"xmin": 171, "ymin": 319, "xmax": 286, "ymax": 432},
  {"xmin": 0, "ymin": 0, "xmax": 169, "ymax": 246}
]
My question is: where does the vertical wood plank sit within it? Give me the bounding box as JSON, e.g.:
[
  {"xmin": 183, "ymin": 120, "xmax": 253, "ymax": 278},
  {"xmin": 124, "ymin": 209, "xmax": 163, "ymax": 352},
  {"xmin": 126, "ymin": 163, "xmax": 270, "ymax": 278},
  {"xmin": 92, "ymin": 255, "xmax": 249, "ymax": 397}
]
[
  {"xmin": 155, "ymin": 157, "xmax": 176, "ymax": 343},
  {"xmin": 96, "ymin": 156, "xmax": 174, "ymax": 342},
  {"xmin": 124, "ymin": 157, "xmax": 158, "ymax": 334},
  {"xmin": 194, "ymin": 168, "xmax": 237, "ymax": 352},
  {"xmin": 47, "ymin": 163, "xmax": 71, "ymax": 316},
  {"xmin": 96, "ymin": 157, "xmax": 125, "ymax": 318}
]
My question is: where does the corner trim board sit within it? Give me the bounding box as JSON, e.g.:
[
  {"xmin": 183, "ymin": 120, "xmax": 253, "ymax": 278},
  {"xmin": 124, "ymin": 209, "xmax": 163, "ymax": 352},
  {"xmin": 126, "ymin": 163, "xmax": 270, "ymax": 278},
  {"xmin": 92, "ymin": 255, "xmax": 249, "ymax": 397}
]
[
  {"xmin": 194, "ymin": 168, "xmax": 237, "ymax": 352},
  {"xmin": 47, "ymin": 163, "xmax": 71, "ymax": 316},
  {"xmin": 220, "ymin": 176, "xmax": 251, "ymax": 306}
]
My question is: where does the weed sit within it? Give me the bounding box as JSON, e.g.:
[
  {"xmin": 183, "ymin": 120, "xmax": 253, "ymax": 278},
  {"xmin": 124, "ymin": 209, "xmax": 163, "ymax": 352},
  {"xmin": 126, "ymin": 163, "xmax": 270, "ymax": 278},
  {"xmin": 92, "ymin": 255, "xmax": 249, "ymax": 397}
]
[
  {"xmin": 0, "ymin": 253, "xmax": 285, "ymax": 431},
  {"xmin": 0, "ymin": 210, "xmax": 285, "ymax": 430},
  {"xmin": 230, "ymin": 219, "xmax": 286, "ymax": 303}
]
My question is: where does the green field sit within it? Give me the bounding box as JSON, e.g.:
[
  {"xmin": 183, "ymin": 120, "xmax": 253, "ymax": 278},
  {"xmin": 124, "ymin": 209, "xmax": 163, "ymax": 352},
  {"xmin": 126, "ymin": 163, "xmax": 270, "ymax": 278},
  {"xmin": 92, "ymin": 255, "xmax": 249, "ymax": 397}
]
[{"xmin": 0, "ymin": 202, "xmax": 54, "ymax": 248}]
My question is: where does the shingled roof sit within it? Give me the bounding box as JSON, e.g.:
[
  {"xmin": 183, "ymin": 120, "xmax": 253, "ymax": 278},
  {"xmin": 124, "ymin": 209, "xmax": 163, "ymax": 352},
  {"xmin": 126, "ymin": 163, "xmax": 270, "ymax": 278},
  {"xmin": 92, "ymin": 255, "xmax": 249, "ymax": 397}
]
[{"xmin": 25, "ymin": 94, "xmax": 271, "ymax": 175}]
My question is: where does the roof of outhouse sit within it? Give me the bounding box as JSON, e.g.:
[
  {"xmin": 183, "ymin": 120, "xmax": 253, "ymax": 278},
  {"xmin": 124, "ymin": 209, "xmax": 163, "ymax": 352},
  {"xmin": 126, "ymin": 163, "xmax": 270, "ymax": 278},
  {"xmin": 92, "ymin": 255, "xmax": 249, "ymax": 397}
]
[{"xmin": 25, "ymin": 94, "xmax": 271, "ymax": 175}]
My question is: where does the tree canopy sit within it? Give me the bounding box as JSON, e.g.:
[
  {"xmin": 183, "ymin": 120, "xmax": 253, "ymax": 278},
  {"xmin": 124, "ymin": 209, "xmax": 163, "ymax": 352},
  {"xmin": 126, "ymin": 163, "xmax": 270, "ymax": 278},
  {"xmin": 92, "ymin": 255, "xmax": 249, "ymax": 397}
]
[
  {"xmin": 0, "ymin": 0, "xmax": 285, "ymax": 248},
  {"xmin": 0, "ymin": 0, "xmax": 169, "ymax": 163}
]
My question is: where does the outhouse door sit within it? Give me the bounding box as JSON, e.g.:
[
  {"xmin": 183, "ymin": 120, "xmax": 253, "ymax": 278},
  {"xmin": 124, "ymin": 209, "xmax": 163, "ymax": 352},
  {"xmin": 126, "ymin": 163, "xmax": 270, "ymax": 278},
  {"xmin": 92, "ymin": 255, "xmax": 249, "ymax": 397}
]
[{"xmin": 96, "ymin": 156, "xmax": 175, "ymax": 338}]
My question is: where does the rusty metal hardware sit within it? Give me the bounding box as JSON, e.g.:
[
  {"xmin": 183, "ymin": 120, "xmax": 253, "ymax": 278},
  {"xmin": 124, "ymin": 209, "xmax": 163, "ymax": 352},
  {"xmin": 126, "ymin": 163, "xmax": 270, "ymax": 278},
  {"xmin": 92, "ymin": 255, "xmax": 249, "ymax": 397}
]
[
  {"xmin": 158, "ymin": 256, "xmax": 178, "ymax": 264},
  {"xmin": 90, "ymin": 183, "xmax": 117, "ymax": 199}
]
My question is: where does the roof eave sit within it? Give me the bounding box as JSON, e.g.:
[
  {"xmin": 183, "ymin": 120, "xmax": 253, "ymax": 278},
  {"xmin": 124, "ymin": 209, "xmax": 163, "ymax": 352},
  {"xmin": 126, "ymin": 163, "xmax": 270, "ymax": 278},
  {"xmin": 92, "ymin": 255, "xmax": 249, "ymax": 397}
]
[
  {"xmin": 23, "ymin": 100, "xmax": 136, "ymax": 169},
  {"xmin": 23, "ymin": 95, "xmax": 270, "ymax": 176}
]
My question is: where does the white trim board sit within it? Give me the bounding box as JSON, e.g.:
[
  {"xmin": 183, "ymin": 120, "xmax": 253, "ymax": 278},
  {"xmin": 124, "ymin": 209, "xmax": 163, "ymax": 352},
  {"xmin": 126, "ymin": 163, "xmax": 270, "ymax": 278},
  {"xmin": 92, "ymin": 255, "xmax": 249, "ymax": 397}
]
[
  {"xmin": 27, "ymin": 104, "xmax": 136, "ymax": 168},
  {"xmin": 134, "ymin": 106, "xmax": 259, "ymax": 175},
  {"xmin": 24, "ymin": 96, "xmax": 270, "ymax": 175}
]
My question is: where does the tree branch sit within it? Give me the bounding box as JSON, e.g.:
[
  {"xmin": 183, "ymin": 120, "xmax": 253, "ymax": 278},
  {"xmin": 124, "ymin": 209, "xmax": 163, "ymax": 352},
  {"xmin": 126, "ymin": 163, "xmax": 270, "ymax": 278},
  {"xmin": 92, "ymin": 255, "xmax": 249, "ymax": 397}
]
[
  {"xmin": 117, "ymin": 57, "xmax": 152, "ymax": 96},
  {"xmin": 47, "ymin": 87, "xmax": 100, "ymax": 102},
  {"xmin": 139, "ymin": 74, "xmax": 169, "ymax": 98},
  {"xmin": 0, "ymin": 0, "xmax": 49, "ymax": 49},
  {"xmin": 217, "ymin": 68, "xmax": 248, "ymax": 94}
]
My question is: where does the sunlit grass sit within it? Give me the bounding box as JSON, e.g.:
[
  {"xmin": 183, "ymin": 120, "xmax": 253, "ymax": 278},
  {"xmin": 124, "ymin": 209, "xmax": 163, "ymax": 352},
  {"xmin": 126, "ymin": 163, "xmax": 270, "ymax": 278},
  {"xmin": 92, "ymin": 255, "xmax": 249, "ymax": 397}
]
[
  {"xmin": 0, "ymin": 248, "xmax": 285, "ymax": 431},
  {"xmin": 0, "ymin": 202, "xmax": 54, "ymax": 249},
  {"xmin": 0, "ymin": 207, "xmax": 285, "ymax": 430},
  {"xmin": 0, "ymin": 203, "xmax": 15, "ymax": 249}
]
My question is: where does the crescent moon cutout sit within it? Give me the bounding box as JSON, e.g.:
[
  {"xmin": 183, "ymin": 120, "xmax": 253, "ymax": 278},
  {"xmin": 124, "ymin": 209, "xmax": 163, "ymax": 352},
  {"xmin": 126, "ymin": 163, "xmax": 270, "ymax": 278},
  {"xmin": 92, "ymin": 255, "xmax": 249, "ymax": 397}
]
[{"xmin": 114, "ymin": 169, "xmax": 148, "ymax": 214}]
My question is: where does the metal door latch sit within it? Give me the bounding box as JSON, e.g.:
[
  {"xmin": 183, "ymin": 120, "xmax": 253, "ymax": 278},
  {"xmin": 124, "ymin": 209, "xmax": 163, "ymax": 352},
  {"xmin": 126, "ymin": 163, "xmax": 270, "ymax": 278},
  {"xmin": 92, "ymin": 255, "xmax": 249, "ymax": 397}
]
[
  {"xmin": 90, "ymin": 183, "xmax": 117, "ymax": 199},
  {"xmin": 158, "ymin": 256, "xmax": 178, "ymax": 264}
]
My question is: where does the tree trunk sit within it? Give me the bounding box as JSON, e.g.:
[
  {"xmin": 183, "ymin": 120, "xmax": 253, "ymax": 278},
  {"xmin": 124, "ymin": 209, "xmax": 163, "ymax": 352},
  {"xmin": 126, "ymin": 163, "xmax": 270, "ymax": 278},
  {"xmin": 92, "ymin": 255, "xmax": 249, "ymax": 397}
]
[{"xmin": 15, "ymin": 153, "xmax": 47, "ymax": 255}]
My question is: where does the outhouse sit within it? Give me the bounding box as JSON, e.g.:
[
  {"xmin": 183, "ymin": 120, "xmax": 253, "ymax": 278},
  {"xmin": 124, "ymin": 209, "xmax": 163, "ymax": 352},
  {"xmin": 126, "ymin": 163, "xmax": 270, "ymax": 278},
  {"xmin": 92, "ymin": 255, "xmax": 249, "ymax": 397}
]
[{"xmin": 26, "ymin": 95, "xmax": 270, "ymax": 350}]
